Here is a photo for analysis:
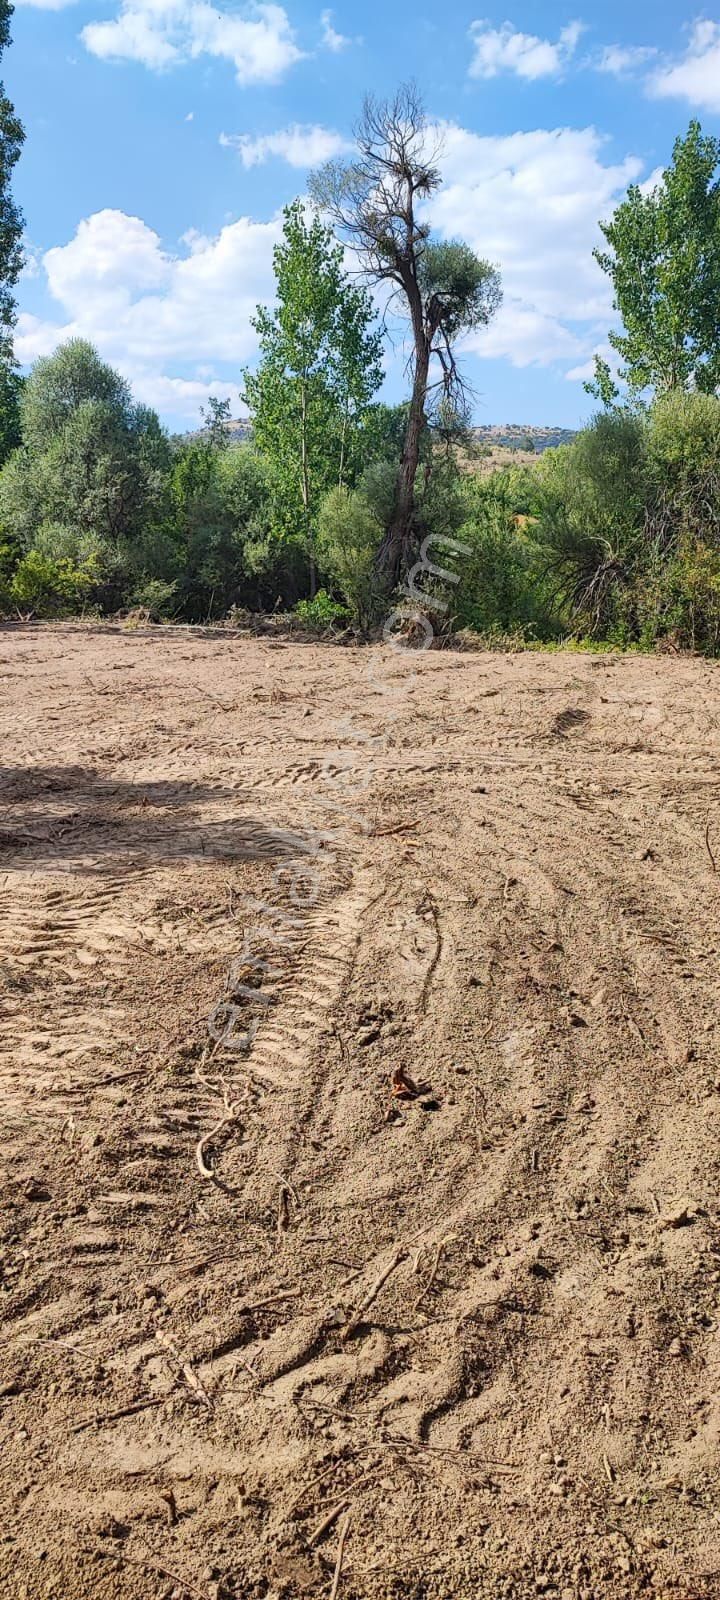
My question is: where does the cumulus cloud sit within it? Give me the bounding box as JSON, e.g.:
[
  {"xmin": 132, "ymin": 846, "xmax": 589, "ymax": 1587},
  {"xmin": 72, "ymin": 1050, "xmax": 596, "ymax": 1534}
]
[
  {"xmin": 647, "ymin": 19, "xmax": 720, "ymax": 113},
  {"xmin": 597, "ymin": 43, "xmax": 657, "ymax": 77},
  {"xmin": 81, "ymin": 0, "xmax": 305, "ymax": 84},
  {"xmin": 468, "ymin": 18, "xmax": 584, "ymax": 81},
  {"xmin": 565, "ymin": 342, "xmax": 616, "ymax": 384},
  {"xmin": 320, "ymin": 8, "xmax": 350, "ymax": 51},
  {"xmin": 16, "ymin": 207, "xmax": 282, "ymax": 420},
  {"xmin": 16, "ymin": 122, "xmax": 645, "ymax": 416},
  {"xmin": 429, "ymin": 123, "xmax": 641, "ymax": 367},
  {"xmin": 220, "ymin": 123, "xmax": 350, "ymax": 168}
]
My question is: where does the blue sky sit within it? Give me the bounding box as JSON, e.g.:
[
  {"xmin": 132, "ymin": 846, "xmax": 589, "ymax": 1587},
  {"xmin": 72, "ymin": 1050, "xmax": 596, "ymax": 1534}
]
[{"xmin": 11, "ymin": 0, "xmax": 720, "ymax": 428}]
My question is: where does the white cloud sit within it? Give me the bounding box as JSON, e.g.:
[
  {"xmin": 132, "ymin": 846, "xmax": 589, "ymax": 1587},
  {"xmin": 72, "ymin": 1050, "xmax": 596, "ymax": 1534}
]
[
  {"xmin": 220, "ymin": 122, "xmax": 351, "ymax": 168},
  {"xmin": 647, "ymin": 19, "xmax": 720, "ymax": 112},
  {"xmin": 468, "ymin": 18, "xmax": 584, "ymax": 81},
  {"xmin": 565, "ymin": 341, "xmax": 615, "ymax": 383},
  {"xmin": 16, "ymin": 207, "xmax": 282, "ymax": 420},
  {"xmin": 16, "ymin": 123, "xmax": 645, "ymax": 416},
  {"xmin": 320, "ymin": 7, "xmax": 349, "ymax": 50},
  {"xmin": 597, "ymin": 43, "xmax": 656, "ymax": 76},
  {"xmin": 429, "ymin": 123, "xmax": 642, "ymax": 367},
  {"xmin": 81, "ymin": 0, "xmax": 305, "ymax": 84}
]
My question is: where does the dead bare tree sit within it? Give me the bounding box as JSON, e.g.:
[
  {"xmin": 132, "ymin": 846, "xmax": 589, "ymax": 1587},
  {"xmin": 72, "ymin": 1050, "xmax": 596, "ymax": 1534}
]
[{"xmin": 310, "ymin": 83, "xmax": 502, "ymax": 587}]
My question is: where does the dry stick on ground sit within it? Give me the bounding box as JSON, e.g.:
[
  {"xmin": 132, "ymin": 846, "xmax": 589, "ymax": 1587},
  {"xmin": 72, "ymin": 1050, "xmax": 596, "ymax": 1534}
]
[
  {"xmin": 329, "ymin": 1512, "xmax": 352, "ymax": 1600},
  {"xmin": 307, "ymin": 1467, "xmax": 383, "ymax": 1546},
  {"xmin": 413, "ymin": 1234, "xmax": 457, "ymax": 1309},
  {"xmin": 195, "ymin": 1107, "xmax": 242, "ymax": 1179},
  {"xmin": 419, "ymin": 891, "xmax": 442, "ymax": 1014},
  {"xmin": 308, "ymin": 1499, "xmax": 349, "ymax": 1547},
  {"xmin": 155, "ymin": 1328, "xmax": 213, "ymax": 1409},
  {"xmin": 370, "ymin": 817, "xmax": 420, "ymax": 838},
  {"xmin": 341, "ymin": 1250, "xmax": 408, "ymax": 1342},
  {"xmin": 96, "ymin": 1548, "xmax": 207, "ymax": 1600},
  {"xmin": 705, "ymin": 817, "xmax": 717, "ymax": 873},
  {"xmin": 286, "ymin": 1458, "xmax": 353, "ymax": 1521},
  {"xmin": 277, "ymin": 1182, "xmax": 292, "ymax": 1241},
  {"xmin": 72, "ymin": 1396, "xmax": 164, "ymax": 1434}
]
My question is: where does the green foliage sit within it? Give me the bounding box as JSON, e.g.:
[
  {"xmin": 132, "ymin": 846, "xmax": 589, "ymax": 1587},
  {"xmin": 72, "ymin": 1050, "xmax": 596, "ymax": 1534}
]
[
  {"xmin": 0, "ymin": 340, "xmax": 170, "ymax": 553},
  {"xmin": 0, "ymin": 0, "xmax": 24, "ymax": 421},
  {"xmin": 534, "ymin": 411, "xmax": 647, "ymax": 633},
  {"xmin": 418, "ymin": 241, "xmax": 502, "ymax": 343},
  {"xmin": 589, "ymin": 122, "xmax": 720, "ymax": 402},
  {"xmin": 243, "ymin": 201, "xmax": 384, "ymax": 589},
  {"xmin": 9, "ymin": 548, "xmax": 99, "ymax": 616},
  {"xmin": 645, "ymin": 389, "xmax": 720, "ymax": 547},
  {"xmin": 317, "ymin": 485, "xmax": 381, "ymax": 631},
  {"xmin": 294, "ymin": 588, "xmax": 349, "ymax": 626},
  {"xmin": 0, "ymin": 360, "xmax": 21, "ymax": 464},
  {"xmin": 130, "ymin": 577, "xmax": 178, "ymax": 620},
  {"xmin": 453, "ymin": 478, "xmax": 558, "ymax": 639},
  {"xmin": 167, "ymin": 436, "xmax": 275, "ymax": 617}
]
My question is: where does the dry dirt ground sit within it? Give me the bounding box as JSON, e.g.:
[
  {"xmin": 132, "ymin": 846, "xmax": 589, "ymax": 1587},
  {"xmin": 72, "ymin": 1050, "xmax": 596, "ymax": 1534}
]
[{"xmin": 1, "ymin": 623, "xmax": 720, "ymax": 1600}]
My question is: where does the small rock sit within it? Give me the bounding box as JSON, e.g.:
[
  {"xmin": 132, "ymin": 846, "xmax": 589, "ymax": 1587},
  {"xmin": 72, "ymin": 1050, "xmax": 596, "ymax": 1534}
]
[{"xmin": 22, "ymin": 1177, "xmax": 50, "ymax": 1202}]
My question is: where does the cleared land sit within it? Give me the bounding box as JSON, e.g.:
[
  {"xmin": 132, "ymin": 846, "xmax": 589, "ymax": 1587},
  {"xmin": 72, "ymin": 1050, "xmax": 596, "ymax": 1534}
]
[{"xmin": 1, "ymin": 624, "xmax": 720, "ymax": 1600}]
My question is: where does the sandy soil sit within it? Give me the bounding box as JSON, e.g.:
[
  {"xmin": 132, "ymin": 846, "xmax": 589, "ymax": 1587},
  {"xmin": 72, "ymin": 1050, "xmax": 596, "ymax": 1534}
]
[{"xmin": 1, "ymin": 622, "xmax": 720, "ymax": 1600}]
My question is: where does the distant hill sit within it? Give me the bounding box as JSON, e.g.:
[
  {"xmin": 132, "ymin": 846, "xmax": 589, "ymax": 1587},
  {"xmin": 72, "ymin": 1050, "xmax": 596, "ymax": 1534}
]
[
  {"xmin": 470, "ymin": 424, "xmax": 576, "ymax": 453},
  {"xmin": 184, "ymin": 420, "xmax": 575, "ymax": 453}
]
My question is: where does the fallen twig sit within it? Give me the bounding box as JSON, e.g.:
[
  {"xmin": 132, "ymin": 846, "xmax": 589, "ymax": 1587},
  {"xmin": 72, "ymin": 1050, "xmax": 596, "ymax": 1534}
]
[
  {"xmin": 371, "ymin": 818, "xmax": 420, "ymax": 838},
  {"xmin": 419, "ymin": 892, "xmax": 442, "ymax": 1014},
  {"xmin": 705, "ymin": 817, "xmax": 717, "ymax": 874},
  {"xmin": 277, "ymin": 1183, "xmax": 292, "ymax": 1241},
  {"xmin": 309, "ymin": 1499, "xmax": 349, "ymax": 1547},
  {"xmin": 155, "ymin": 1328, "xmax": 212, "ymax": 1408},
  {"xmin": 329, "ymin": 1512, "xmax": 351, "ymax": 1600},
  {"xmin": 72, "ymin": 1396, "xmax": 164, "ymax": 1433},
  {"xmin": 90, "ymin": 1547, "xmax": 206, "ymax": 1600},
  {"xmin": 413, "ymin": 1234, "xmax": 457, "ymax": 1309},
  {"xmin": 195, "ymin": 1084, "xmax": 242, "ymax": 1180},
  {"xmin": 341, "ymin": 1250, "xmax": 407, "ymax": 1342}
]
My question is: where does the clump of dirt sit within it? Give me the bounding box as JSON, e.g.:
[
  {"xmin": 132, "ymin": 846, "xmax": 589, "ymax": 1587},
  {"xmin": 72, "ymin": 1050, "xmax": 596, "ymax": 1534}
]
[{"xmin": 1, "ymin": 621, "xmax": 719, "ymax": 1599}]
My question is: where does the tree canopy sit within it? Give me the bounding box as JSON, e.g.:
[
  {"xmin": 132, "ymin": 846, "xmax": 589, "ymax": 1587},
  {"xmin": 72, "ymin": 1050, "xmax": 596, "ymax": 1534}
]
[
  {"xmin": 589, "ymin": 121, "xmax": 720, "ymax": 403},
  {"xmin": 243, "ymin": 200, "xmax": 383, "ymax": 593},
  {"xmin": 310, "ymin": 83, "xmax": 501, "ymax": 585}
]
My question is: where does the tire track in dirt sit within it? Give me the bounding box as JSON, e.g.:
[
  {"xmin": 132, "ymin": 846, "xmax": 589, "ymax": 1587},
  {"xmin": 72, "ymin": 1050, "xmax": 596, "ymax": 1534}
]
[{"xmin": 1, "ymin": 626, "xmax": 720, "ymax": 1600}]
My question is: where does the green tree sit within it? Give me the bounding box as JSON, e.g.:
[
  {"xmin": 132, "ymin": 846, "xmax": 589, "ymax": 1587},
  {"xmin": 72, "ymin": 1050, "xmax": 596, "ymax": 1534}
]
[
  {"xmin": 588, "ymin": 122, "xmax": 720, "ymax": 403},
  {"xmin": 168, "ymin": 434, "xmax": 271, "ymax": 617},
  {"xmin": 0, "ymin": 340, "xmax": 170, "ymax": 554},
  {"xmin": 310, "ymin": 84, "xmax": 502, "ymax": 586},
  {"xmin": 0, "ymin": 0, "xmax": 25, "ymax": 464},
  {"xmin": 317, "ymin": 484, "xmax": 381, "ymax": 632},
  {"xmin": 243, "ymin": 200, "xmax": 383, "ymax": 594},
  {"xmin": 536, "ymin": 411, "xmax": 648, "ymax": 634}
]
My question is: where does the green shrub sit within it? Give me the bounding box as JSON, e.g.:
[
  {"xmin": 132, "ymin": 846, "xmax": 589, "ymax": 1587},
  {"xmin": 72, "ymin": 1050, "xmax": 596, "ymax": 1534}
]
[
  {"xmin": 534, "ymin": 410, "xmax": 648, "ymax": 634},
  {"xmin": 453, "ymin": 487, "xmax": 559, "ymax": 640},
  {"xmin": 10, "ymin": 549, "xmax": 99, "ymax": 616},
  {"xmin": 646, "ymin": 390, "xmax": 720, "ymax": 549},
  {"xmin": 317, "ymin": 485, "xmax": 381, "ymax": 632},
  {"xmin": 130, "ymin": 577, "xmax": 178, "ymax": 620},
  {"xmin": 294, "ymin": 588, "xmax": 349, "ymax": 627}
]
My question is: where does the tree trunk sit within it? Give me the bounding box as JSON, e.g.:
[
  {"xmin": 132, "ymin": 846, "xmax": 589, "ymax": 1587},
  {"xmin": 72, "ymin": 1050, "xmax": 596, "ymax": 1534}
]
[{"xmin": 376, "ymin": 337, "xmax": 429, "ymax": 588}]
